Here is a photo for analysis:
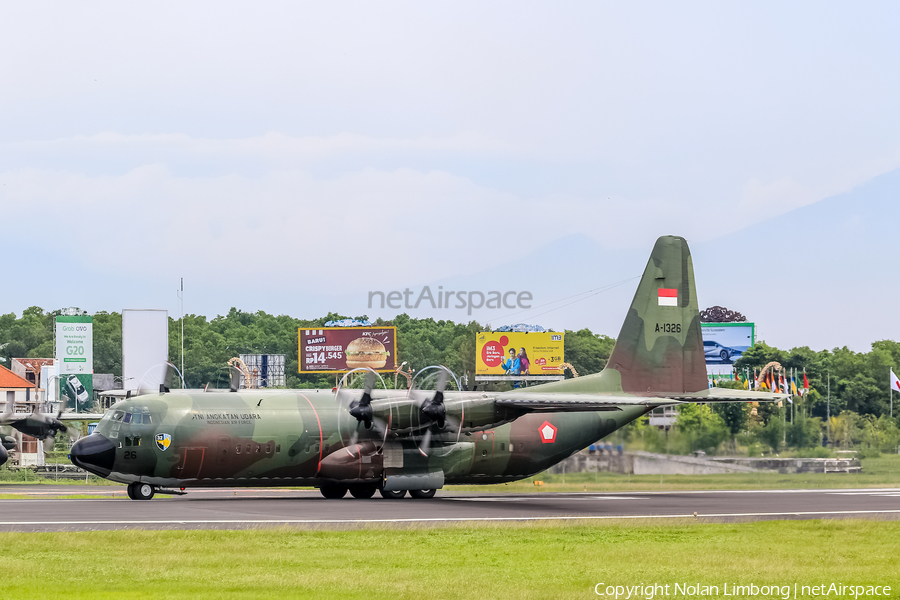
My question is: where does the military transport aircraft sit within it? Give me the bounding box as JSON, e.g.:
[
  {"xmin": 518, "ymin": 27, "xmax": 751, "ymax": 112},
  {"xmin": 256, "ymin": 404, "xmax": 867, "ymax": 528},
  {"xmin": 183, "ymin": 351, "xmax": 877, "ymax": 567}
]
[{"xmin": 70, "ymin": 236, "xmax": 787, "ymax": 501}]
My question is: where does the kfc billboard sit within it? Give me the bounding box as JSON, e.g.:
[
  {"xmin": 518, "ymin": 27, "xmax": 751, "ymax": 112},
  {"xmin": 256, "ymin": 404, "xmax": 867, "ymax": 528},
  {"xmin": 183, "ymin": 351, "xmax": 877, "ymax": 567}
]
[{"xmin": 299, "ymin": 327, "xmax": 397, "ymax": 373}]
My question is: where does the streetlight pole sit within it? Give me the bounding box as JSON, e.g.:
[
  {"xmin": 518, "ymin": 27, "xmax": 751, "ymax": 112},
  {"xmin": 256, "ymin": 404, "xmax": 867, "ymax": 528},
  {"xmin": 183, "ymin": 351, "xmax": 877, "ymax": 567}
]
[{"xmin": 827, "ymin": 372, "xmax": 831, "ymax": 446}]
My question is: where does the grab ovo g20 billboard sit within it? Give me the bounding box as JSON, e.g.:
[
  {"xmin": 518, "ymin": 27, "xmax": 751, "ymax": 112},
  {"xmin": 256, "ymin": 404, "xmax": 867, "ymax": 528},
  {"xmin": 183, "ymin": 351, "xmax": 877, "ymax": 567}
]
[{"xmin": 55, "ymin": 315, "xmax": 93, "ymax": 413}]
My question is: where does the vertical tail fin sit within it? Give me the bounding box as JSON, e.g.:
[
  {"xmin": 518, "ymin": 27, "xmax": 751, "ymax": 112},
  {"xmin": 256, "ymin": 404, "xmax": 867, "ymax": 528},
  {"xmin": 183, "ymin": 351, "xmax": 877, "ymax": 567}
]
[{"xmin": 605, "ymin": 235, "xmax": 707, "ymax": 394}]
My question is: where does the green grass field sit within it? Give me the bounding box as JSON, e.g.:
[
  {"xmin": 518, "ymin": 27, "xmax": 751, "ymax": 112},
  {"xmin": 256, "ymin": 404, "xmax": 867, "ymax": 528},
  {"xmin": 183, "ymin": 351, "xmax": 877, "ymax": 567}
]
[
  {"xmin": 446, "ymin": 455, "xmax": 900, "ymax": 493},
  {"xmin": 0, "ymin": 520, "xmax": 897, "ymax": 599}
]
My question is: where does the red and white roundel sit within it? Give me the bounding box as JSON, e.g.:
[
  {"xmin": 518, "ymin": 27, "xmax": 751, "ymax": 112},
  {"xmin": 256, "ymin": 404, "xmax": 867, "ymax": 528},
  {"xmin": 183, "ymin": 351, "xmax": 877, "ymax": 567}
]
[{"xmin": 539, "ymin": 421, "xmax": 557, "ymax": 444}]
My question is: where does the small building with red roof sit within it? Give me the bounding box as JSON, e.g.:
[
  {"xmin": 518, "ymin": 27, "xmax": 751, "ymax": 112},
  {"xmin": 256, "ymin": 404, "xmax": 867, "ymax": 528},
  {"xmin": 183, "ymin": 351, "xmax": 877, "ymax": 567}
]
[{"xmin": 1, "ymin": 363, "xmax": 36, "ymax": 409}]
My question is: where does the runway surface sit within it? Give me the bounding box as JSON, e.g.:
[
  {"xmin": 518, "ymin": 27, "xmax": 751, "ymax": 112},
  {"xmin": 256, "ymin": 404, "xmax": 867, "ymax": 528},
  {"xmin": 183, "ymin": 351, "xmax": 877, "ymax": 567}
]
[{"xmin": 0, "ymin": 486, "xmax": 898, "ymax": 531}]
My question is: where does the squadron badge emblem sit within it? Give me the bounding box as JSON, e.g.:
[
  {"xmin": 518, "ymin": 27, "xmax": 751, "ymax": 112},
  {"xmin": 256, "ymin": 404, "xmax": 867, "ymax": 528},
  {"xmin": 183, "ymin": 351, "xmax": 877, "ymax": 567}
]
[{"xmin": 155, "ymin": 433, "xmax": 172, "ymax": 451}]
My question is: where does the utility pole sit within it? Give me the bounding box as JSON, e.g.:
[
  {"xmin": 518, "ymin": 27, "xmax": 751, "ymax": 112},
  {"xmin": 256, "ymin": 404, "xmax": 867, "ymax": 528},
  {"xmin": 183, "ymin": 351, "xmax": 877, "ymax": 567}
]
[{"xmin": 178, "ymin": 278, "xmax": 184, "ymax": 388}]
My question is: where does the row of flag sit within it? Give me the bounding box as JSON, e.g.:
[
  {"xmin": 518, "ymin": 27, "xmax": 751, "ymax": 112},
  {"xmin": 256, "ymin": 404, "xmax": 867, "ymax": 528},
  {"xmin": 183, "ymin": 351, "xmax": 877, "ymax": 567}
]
[
  {"xmin": 735, "ymin": 368, "xmax": 900, "ymax": 395},
  {"xmin": 730, "ymin": 368, "xmax": 810, "ymax": 402}
]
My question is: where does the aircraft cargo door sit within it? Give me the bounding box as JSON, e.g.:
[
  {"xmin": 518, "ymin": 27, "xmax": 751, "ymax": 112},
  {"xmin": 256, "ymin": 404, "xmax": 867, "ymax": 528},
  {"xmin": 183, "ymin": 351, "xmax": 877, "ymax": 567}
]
[{"xmin": 175, "ymin": 447, "xmax": 205, "ymax": 479}]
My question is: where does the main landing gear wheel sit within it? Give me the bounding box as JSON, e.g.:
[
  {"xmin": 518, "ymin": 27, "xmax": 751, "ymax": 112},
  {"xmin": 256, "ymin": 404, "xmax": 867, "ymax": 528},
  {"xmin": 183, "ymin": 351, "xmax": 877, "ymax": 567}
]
[
  {"xmin": 128, "ymin": 482, "xmax": 155, "ymax": 500},
  {"xmin": 320, "ymin": 486, "xmax": 348, "ymax": 499},
  {"xmin": 379, "ymin": 488, "xmax": 407, "ymax": 499},
  {"xmin": 409, "ymin": 489, "xmax": 437, "ymax": 499},
  {"xmin": 349, "ymin": 485, "xmax": 377, "ymax": 499}
]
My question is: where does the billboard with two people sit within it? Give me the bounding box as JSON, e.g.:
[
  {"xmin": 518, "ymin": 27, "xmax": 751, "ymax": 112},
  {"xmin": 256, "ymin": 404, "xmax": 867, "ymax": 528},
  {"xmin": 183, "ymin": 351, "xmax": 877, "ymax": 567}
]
[{"xmin": 475, "ymin": 332, "xmax": 565, "ymax": 376}]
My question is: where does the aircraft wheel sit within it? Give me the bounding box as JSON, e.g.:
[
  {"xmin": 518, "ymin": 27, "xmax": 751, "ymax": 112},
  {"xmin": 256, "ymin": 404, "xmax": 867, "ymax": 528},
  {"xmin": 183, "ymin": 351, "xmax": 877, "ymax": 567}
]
[
  {"xmin": 320, "ymin": 486, "xmax": 348, "ymax": 499},
  {"xmin": 379, "ymin": 488, "xmax": 407, "ymax": 499},
  {"xmin": 349, "ymin": 485, "xmax": 377, "ymax": 499},
  {"xmin": 129, "ymin": 482, "xmax": 155, "ymax": 500},
  {"xmin": 409, "ymin": 489, "xmax": 437, "ymax": 499},
  {"xmin": 126, "ymin": 485, "xmax": 135, "ymax": 500}
]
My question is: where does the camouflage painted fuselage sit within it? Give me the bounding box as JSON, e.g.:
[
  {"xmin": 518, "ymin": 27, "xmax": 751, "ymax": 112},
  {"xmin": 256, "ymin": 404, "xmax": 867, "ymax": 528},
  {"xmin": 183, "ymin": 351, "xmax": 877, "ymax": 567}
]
[{"xmin": 93, "ymin": 389, "xmax": 647, "ymax": 489}]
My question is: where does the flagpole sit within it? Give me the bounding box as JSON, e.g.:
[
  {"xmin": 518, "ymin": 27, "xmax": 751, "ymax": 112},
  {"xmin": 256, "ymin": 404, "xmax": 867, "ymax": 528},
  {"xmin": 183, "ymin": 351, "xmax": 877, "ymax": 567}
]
[{"xmin": 827, "ymin": 372, "xmax": 831, "ymax": 446}]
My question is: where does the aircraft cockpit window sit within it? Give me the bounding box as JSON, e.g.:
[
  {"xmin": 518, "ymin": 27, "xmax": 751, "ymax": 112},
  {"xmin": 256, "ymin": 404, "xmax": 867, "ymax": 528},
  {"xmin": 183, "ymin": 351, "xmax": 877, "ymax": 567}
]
[
  {"xmin": 112, "ymin": 410, "xmax": 125, "ymax": 422},
  {"xmin": 100, "ymin": 410, "xmax": 114, "ymax": 423},
  {"xmin": 132, "ymin": 413, "xmax": 142, "ymax": 425},
  {"xmin": 123, "ymin": 412, "xmax": 132, "ymax": 424}
]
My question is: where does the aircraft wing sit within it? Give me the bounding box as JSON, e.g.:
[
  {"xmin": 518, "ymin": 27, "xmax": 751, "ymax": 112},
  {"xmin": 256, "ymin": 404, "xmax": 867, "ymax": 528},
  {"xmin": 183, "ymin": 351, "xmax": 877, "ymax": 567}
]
[
  {"xmin": 495, "ymin": 388, "xmax": 788, "ymax": 413},
  {"xmin": 495, "ymin": 394, "xmax": 668, "ymax": 412},
  {"xmin": 59, "ymin": 413, "xmax": 105, "ymax": 420}
]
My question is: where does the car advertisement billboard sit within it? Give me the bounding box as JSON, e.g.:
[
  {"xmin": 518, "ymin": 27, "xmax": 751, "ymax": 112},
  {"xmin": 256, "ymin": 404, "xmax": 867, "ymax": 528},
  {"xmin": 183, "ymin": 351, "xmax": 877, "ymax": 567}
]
[
  {"xmin": 700, "ymin": 322, "xmax": 755, "ymax": 366},
  {"xmin": 475, "ymin": 332, "xmax": 565, "ymax": 376},
  {"xmin": 299, "ymin": 327, "xmax": 397, "ymax": 373},
  {"xmin": 55, "ymin": 316, "xmax": 93, "ymax": 412}
]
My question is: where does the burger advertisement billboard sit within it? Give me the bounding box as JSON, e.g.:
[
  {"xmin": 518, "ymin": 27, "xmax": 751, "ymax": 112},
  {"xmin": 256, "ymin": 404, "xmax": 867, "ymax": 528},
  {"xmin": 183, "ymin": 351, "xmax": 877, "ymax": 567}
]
[
  {"xmin": 475, "ymin": 331, "xmax": 565, "ymax": 376},
  {"xmin": 299, "ymin": 327, "xmax": 397, "ymax": 373}
]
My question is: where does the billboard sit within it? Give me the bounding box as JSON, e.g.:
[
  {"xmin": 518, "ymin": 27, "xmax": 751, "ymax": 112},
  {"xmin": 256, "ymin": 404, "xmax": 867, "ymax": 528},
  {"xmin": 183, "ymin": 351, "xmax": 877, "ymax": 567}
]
[
  {"xmin": 123, "ymin": 309, "xmax": 170, "ymax": 391},
  {"xmin": 55, "ymin": 316, "xmax": 93, "ymax": 412},
  {"xmin": 701, "ymin": 322, "xmax": 755, "ymax": 367},
  {"xmin": 475, "ymin": 331, "xmax": 564, "ymax": 376},
  {"xmin": 299, "ymin": 327, "xmax": 397, "ymax": 373}
]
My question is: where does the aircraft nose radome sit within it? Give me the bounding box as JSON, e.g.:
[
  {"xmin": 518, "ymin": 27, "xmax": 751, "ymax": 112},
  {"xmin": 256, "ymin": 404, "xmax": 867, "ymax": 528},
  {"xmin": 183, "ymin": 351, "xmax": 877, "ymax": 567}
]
[{"xmin": 70, "ymin": 433, "xmax": 116, "ymax": 477}]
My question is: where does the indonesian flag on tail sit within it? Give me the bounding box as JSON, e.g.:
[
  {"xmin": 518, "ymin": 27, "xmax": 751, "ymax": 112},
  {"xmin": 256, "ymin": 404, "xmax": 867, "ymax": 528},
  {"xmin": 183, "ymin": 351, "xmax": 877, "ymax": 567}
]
[
  {"xmin": 891, "ymin": 368, "xmax": 900, "ymax": 393},
  {"xmin": 657, "ymin": 288, "xmax": 677, "ymax": 306}
]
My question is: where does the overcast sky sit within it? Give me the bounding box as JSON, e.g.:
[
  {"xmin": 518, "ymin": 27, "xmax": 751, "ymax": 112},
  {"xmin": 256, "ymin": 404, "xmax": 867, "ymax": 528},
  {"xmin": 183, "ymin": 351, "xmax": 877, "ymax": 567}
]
[{"xmin": 1, "ymin": 3, "xmax": 898, "ymax": 352}]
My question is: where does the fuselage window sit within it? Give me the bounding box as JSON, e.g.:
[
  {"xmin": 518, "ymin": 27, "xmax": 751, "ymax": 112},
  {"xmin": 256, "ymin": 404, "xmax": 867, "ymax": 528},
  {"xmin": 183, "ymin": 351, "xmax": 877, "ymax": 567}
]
[
  {"xmin": 509, "ymin": 443, "xmax": 514, "ymax": 452},
  {"xmin": 265, "ymin": 443, "xmax": 272, "ymax": 454},
  {"xmin": 124, "ymin": 436, "xmax": 132, "ymax": 447},
  {"xmin": 235, "ymin": 445, "xmax": 241, "ymax": 454},
  {"xmin": 246, "ymin": 445, "xmax": 251, "ymax": 454},
  {"xmin": 133, "ymin": 436, "xmax": 141, "ymax": 446},
  {"xmin": 304, "ymin": 444, "xmax": 310, "ymax": 453},
  {"xmin": 275, "ymin": 444, "xmax": 281, "ymax": 453},
  {"xmin": 255, "ymin": 444, "xmax": 261, "ymax": 453},
  {"xmin": 500, "ymin": 443, "xmax": 505, "ymax": 451}
]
